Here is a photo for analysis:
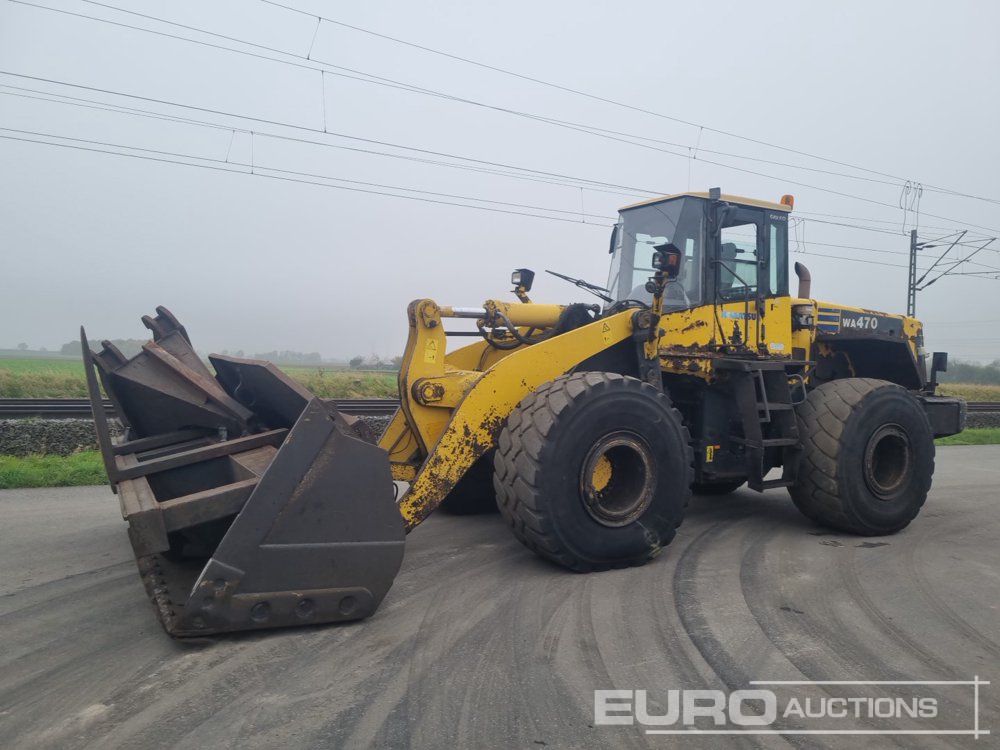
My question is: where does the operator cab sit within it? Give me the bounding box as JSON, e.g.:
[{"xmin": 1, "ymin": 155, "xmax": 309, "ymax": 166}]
[{"xmin": 606, "ymin": 190, "xmax": 792, "ymax": 309}]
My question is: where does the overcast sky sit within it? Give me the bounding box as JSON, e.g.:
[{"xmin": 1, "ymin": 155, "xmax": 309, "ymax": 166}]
[{"xmin": 1, "ymin": 0, "xmax": 999, "ymax": 362}]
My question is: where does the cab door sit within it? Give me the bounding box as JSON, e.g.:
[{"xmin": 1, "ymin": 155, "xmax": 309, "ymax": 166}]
[{"xmin": 712, "ymin": 206, "xmax": 791, "ymax": 351}]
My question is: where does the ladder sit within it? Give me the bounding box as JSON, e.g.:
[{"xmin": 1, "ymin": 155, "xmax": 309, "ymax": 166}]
[{"xmin": 716, "ymin": 359, "xmax": 805, "ymax": 492}]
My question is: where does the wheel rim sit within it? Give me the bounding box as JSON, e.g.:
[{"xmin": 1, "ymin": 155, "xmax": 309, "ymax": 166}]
[
  {"xmin": 863, "ymin": 423, "xmax": 911, "ymax": 500},
  {"xmin": 579, "ymin": 431, "xmax": 655, "ymax": 527}
]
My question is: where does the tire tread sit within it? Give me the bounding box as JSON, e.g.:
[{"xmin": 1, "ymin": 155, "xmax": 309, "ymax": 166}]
[
  {"xmin": 790, "ymin": 377, "xmax": 935, "ymax": 534},
  {"xmin": 494, "ymin": 372, "xmax": 693, "ymax": 571}
]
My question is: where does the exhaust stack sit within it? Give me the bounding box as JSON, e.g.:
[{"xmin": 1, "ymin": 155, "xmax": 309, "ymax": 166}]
[{"xmin": 794, "ymin": 261, "xmax": 812, "ymax": 298}]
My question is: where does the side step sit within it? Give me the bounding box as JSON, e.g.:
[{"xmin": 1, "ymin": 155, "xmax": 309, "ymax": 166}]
[{"xmin": 723, "ymin": 359, "xmax": 805, "ymax": 493}]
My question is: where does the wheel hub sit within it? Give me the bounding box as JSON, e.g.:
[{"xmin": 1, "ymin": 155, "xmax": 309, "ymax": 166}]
[
  {"xmin": 580, "ymin": 432, "xmax": 655, "ymax": 527},
  {"xmin": 863, "ymin": 423, "xmax": 911, "ymax": 500}
]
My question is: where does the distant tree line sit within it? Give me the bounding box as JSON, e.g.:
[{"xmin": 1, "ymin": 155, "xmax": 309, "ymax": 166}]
[
  {"xmin": 349, "ymin": 355, "xmax": 403, "ymax": 370},
  {"xmin": 247, "ymin": 350, "xmax": 323, "ymax": 365},
  {"xmin": 58, "ymin": 338, "xmax": 405, "ymax": 370},
  {"xmin": 61, "ymin": 339, "xmax": 146, "ymax": 358},
  {"xmin": 939, "ymin": 359, "xmax": 1000, "ymax": 385},
  {"xmin": 60, "ymin": 339, "xmax": 327, "ymax": 366}
]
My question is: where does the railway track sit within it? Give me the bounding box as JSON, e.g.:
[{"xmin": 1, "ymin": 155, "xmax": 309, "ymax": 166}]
[
  {"xmin": 0, "ymin": 397, "xmax": 401, "ymax": 419},
  {"xmin": 0, "ymin": 397, "xmax": 997, "ymax": 419},
  {"xmin": 965, "ymin": 401, "xmax": 1000, "ymax": 412}
]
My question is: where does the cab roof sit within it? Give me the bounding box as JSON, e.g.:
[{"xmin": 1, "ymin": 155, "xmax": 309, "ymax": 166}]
[{"xmin": 619, "ymin": 191, "xmax": 792, "ymax": 213}]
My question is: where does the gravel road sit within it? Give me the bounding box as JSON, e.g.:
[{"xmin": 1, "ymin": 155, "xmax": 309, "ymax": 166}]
[{"xmin": 1, "ymin": 447, "xmax": 997, "ymax": 749}]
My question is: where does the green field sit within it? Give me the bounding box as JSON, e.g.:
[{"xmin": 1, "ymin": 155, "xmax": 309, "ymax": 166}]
[
  {"xmin": 935, "ymin": 428, "xmax": 1000, "ymax": 446},
  {"xmin": 280, "ymin": 368, "xmax": 398, "ymax": 398},
  {"xmin": 1, "ymin": 358, "xmax": 998, "ymax": 489},
  {"xmin": 0, "ymin": 357, "xmax": 397, "ymax": 399},
  {"xmin": 3, "ymin": 357, "xmax": 999, "ymax": 402},
  {"xmin": 938, "ymin": 382, "xmax": 1000, "ymax": 401},
  {"xmin": 1, "ymin": 429, "xmax": 997, "ymax": 489},
  {"xmin": 0, "ymin": 358, "xmax": 92, "ymax": 398},
  {"xmin": 0, "ymin": 451, "xmax": 106, "ymax": 489},
  {"xmin": 0, "ymin": 357, "xmax": 82, "ymax": 373}
]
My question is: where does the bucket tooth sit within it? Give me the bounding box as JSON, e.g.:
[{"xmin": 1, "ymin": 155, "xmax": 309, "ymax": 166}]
[
  {"xmin": 141, "ymin": 306, "xmax": 213, "ymax": 379},
  {"xmin": 89, "ymin": 311, "xmax": 253, "ymax": 438}
]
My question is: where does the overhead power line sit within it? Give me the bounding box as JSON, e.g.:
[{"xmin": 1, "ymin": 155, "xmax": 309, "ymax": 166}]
[
  {"xmin": 8, "ymin": 92, "xmax": 1000, "ymax": 274},
  {"xmin": 5, "ymin": 1, "xmax": 925, "ymax": 207},
  {"xmin": 793, "ymin": 237, "xmax": 1000, "ymax": 273},
  {"xmin": 5, "ymin": 124, "xmax": 1000, "ymax": 283},
  {"xmin": 256, "ymin": 0, "xmax": 1000, "ymax": 208},
  {"xmin": 0, "ymin": 127, "xmax": 615, "ymax": 225},
  {"xmin": 10, "ymin": 0, "xmax": 1000, "ymax": 235},
  {"xmin": 795, "ymin": 209, "xmax": 995, "ymax": 238},
  {"xmin": 4, "ymin": 125, "xmax": 990, "ymax": 279},
  {"xmin": 62, "ymin": 0, "xmax": 989, "ymax": 201},
  {"xmin": 75, "ymin": 0, "xmax": 1000, "ymax": 210},
  {"xmin": 5, "ymin": 2, "xmax": 999, "ymax": 284},
  {"xmin": 0, "ymin": 84, "xmax": 657, "ymax": 199},
  {"xmin": 794, "ymin": 248, "xmax": 998, "ymax": 278},
  {"xmin": 16, "ymin": 83, "xmax": 1000, "ymax": 275}
]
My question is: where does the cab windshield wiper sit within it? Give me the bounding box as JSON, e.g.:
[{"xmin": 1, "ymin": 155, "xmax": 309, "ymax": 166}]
[{"xmin": 546, "ymin": 269, "xmax": 615, "ymax": 303}]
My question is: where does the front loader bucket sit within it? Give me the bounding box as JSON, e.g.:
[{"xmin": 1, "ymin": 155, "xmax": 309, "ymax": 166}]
[{"xmin": 82, "ymin": 307, "xmax": 404, "ymax": 636}]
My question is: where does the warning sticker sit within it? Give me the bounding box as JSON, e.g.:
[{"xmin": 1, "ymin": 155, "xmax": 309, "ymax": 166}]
[
  {"xmin": 423, "ymin": 339, "xmax": 439, "ymax": 364},
  {"xmin": 601, "ymin": 322, "xmax": 613, "ymax": 344}
]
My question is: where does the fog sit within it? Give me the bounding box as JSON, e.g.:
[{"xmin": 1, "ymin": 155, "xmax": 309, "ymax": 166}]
[{"xmin": 1, "ymin": 0, "xmax": 998, "ymax": 361}]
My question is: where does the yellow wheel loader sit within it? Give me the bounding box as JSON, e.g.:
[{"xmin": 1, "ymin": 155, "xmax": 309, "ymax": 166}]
[{"xmin": 82, "ymin": 189, "xmax": 966, "ymax": 636}]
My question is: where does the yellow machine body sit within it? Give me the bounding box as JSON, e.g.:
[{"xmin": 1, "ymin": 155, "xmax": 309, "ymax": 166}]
[
  {"xmin": 379, "ymin": 291, "xmax": 927, "ymax": 528},
  {"xmin": 84, "ymin": 190, "xmax": 964, "ymax": 637}
]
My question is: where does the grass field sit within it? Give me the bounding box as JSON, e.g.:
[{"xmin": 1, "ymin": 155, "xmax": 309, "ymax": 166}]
[
  {"xmin": 0, "ymin": 358, "xmax": 397, "ymax": 399},
  {"xmin": 1, "ymin": 429, "xmax": 996, "ymax": 488},
  {"xmin": 935, "ymin": 428, "xmax": 1000, "ymax": 446},
  {"xmin": 3, "ymin": 357, "xmax": 999, "ymax": 401},
  {"xmin": 0, "ymin": 358, "xmax": 92, "ymax": 398},
  {"xmin": 937, "ymin": 383, "xmax": 1000, "ymax": 401},
  {"xmin": 0, "ymin": 451, "xmax": 106, "ymax": 489},
  {"xmin": 1, "ymin": 357, "xmax": 998, "ymax": 489},
  {"xmin": 281, "ymin": 368, "xmax": 398, "ymax": 398},
  {"xmin": 0, "ymin": 358, "xmax": 82, "ymax": 372}
]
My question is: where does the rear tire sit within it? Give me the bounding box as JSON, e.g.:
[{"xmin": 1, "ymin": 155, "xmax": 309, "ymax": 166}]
[
  {"xmin": 790, "ymin": 378, "xmax": 934, "ymax": 535},
  {"xmin": 494, "ymin": 372, "xmax": 693, "ymax": 571}
]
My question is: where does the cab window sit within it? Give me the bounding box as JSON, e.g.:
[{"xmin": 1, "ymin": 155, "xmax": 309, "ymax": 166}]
[
  {"xmin": 611, "ymin": 199, "xmax": 704, "ymax": 309},
  {"xmin": 767, "ymin": 218, "xmax": 789, "ymax": 296},
  {"xmin": 718, "ymin": 216, "xmax": 762, "ymax": 300}
]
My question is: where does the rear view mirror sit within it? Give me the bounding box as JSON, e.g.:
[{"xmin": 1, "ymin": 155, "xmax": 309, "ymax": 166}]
[{"xmin": 928, "ymin": 351, "xmax": 949, "ymax": 392}]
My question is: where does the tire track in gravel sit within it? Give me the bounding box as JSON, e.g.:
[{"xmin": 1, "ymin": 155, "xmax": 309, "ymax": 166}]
[
  {"xmin": 671, "ymin": 512, "xmax": 804, "ymax": 750},
  {"xmin": 3, "ymin": 451, "xmax": 998, "ymax": 750},
  {"xmin": 735, "ymin": 499, "xmax": 998, "ymax": 750},
  {"xmin": 905, "ymin": 514, "xmax": 1000, "ymax": 663},
  {"xmin": 738, "ymin": 526, "xmax": 942, "ymax": 750}
]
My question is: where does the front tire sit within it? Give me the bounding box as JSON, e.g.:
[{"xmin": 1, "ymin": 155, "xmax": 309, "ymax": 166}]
[
  {"xmin": 494, "ymin": 372, "xmax": 693, "ymax": 571},
  {"xmin": 790, "ymin": 378, "xmax": 934, "ymax": 535}
]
